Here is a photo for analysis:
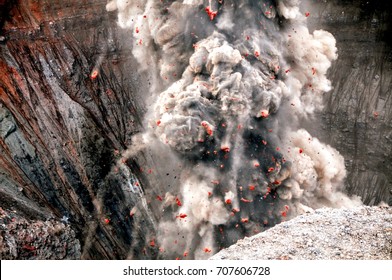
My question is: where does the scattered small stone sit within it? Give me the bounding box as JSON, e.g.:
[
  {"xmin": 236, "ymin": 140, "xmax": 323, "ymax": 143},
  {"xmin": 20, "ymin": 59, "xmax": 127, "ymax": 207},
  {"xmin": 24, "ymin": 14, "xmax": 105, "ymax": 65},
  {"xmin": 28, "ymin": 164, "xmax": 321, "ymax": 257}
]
[{"xmin": 211, "ymin": 206, "xmax": 392, "ymax": 260}]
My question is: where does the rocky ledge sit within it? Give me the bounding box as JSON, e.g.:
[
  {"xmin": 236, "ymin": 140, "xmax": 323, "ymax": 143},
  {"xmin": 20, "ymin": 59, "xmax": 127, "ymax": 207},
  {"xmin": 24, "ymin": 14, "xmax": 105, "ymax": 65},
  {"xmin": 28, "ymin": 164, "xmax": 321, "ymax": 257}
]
[
  {"xmin": 211, "ymin": 206, "xmax": 392, "ymax": 260},
  {"xmin": 0, "ymin": 207, "xmax": 81, "ymax": 259}
]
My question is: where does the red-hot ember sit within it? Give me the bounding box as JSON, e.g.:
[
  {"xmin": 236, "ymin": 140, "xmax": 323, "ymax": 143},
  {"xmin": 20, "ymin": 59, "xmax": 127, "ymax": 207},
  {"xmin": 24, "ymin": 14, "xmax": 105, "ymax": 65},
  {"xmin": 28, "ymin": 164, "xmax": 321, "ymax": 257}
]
[
  {"xmin": 90, "ymin": 70, "xmax": 98, "ymax": 79},
  {"xmin": 205, "ymin": 6, "xmax": 218, "ymax": 21},
  {"xmin": 221, "ymin": 146, "xmax": 230, "ymax": 152},
  {"xmin": 260, "ymin": 110, "xmax": 269, "ymax": 118},
  {"xmin": 177, "ymin": 213, "xmax": 187, "ymax": 219},
  {"xmin": 201, "ymin": 121, "xmax": 213, "ymax": 136}
]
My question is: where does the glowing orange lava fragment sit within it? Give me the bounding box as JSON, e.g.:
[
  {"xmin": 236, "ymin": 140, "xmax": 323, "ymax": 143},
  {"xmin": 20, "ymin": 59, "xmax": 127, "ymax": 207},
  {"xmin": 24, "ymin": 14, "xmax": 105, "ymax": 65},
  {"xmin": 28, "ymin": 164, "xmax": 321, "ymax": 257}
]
[
  {"xmin": 281, "ymin": 211, "xmax": 287, "ymax": 217},
  {"xmin": 305, "ymin": 12, "xmax": 310, "ymax": 17},
  {"xmin": 268, "ymin": 167, "xmax": 275, "ymax": 173},
  {"xmin": 225, "ymin": 199, "xmax": 232, "ymax": 205},
  {"xmin": 156, "ymin": 120, "xmax": 161, "ymax": 126},
  {"xmin": 221, "ymin": 146, "xmax": 230, "ymax": 152},
  {"xmin": 249, "ymin": 185, "xmax": 256, "ymax": 191},
  {"xmin": 135, "ymin": 26, "xmax": 139, "ymax": 33},
  {"xmin": 254, "ymin": 162, "xmax": 260, "ymax": 167},
  {"xmin": 183, "ymin": 252, "xmax": 188, "ymax": 257},
  {"xmin": 208, "ymin": 191, "xmax": 212, "ymax": 197},
  {"xmin": 204, "ymin": 248, "xmax": 212, "ymax": 253},
  {"xmin": 299, "ymin": 148, "xmax": 303, "ymax": 154},
  {"xmin": 254, "ymin": 51, "xmax": 260, "ymax": 57},
  {"xmin": 177, "ymin": 213, "xmax": 187, "ymax": 219},
  {"xmin": 260, "ymin": 110, "xmax": 269, "ymax": 118},
  {"xmin": 272, "ymin": 180, "xmax": 281, "ymax": 185},
  {"xmin": 104, "ymin": 218, "xmax": 110, "ymax": 224},
  {"xmin": 156, "ymin": 195, "xmax": 163, "ymax": 201},
  {"xmin": 201, "ymin": 121, "xmax": 213, "ymax": 136},
  {"xmin": 205, "ymin": 6, "xmax": 218, "ymax": 21},
  {"xmin": 90, "ymin": 70, "xmax": 98, "ymax": 79},
  {"xmin": 150, "ymin": 239, "xmax": 155, "ymax": 247},
  {"xmin": 175, "ymin": 197, "xmax": 182, "ymax": 207}
]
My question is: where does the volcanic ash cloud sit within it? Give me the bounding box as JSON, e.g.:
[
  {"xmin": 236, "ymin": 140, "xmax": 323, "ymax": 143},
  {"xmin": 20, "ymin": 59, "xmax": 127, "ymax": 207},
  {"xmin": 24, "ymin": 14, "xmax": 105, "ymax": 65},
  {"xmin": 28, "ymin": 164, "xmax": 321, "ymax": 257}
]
[{"xmin": 107, "ymin": 0, "xmax": 362, "ymax": 259}]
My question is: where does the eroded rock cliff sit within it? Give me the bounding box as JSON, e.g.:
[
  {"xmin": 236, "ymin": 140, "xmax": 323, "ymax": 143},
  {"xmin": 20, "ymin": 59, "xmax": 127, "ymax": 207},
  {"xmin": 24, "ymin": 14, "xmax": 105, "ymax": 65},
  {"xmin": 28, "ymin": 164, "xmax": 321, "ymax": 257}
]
[{"xmin": 0, "ymin": 0, "xmax": 156, "ymax": 259}]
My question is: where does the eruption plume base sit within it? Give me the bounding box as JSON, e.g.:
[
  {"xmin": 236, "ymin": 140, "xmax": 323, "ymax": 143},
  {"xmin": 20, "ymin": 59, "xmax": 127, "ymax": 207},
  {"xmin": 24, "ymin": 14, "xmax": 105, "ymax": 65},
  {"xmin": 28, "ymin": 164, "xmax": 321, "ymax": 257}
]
[{"xmin": 107, "ymin": 0, "xmax": 362, "ymax": 259}]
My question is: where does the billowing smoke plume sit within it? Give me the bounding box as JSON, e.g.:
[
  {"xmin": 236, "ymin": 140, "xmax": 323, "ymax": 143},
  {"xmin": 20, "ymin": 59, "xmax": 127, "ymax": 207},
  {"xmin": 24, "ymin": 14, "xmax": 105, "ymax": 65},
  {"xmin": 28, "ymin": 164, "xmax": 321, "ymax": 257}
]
[{"xmin": 107, "ymin": 0, "xmax": 361, "ymax": 259}]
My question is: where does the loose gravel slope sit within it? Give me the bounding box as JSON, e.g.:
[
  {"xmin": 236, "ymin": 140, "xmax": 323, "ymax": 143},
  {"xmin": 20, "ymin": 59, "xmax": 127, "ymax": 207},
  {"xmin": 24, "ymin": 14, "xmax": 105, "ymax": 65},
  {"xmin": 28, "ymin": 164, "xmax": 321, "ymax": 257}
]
[{"xmin": 211, "ymin": 206, "xmax": 392, "ymax": 260}]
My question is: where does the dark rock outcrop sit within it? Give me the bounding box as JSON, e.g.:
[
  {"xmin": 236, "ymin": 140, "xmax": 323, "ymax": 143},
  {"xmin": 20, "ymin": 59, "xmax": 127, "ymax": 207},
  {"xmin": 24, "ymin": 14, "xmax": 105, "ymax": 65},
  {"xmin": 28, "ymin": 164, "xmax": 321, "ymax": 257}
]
[
  {"xmin": 0, "ymin": 207, "xmax": 81, "ymax": 259},
  {"xmin": 0, "ymin": 0, "xmax": 155, "ymax": 259}
]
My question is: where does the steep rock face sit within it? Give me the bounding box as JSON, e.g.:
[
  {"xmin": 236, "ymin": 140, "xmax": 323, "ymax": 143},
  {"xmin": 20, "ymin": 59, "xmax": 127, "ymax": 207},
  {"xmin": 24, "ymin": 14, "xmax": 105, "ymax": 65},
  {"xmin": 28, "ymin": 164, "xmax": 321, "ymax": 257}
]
[
  {"xmin": 304, "ymin": 0, "xmax": 392, "ymax": 206},
  {"xmin": 0, "ymin": 0, "xmax": 391, "ymax": 259},
  {"xmin": 0, "ymin": 0, "xmax": 156, "ymax": 259}
]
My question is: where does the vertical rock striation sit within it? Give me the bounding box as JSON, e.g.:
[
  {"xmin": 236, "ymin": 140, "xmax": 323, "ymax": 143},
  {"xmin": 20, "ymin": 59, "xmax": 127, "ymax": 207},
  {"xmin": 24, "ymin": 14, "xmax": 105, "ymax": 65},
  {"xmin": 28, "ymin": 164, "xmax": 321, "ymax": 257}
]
[
  {"xmin": 0, "ymin": 0, "xmax": 155, "ymax": 259},
  {"xmin": 303, "ymin": 0, "xmax": 392, "ymax": 206}
]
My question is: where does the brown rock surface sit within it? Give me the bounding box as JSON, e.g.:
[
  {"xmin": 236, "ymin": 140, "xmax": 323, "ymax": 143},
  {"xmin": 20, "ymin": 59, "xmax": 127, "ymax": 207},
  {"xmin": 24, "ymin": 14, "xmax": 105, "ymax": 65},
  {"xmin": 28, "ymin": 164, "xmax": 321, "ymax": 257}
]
[
  {"xmin": 0, "ymin": 207, "xmax": 81, "ymax": 259},
  {"xmin": 0, "ymin": 0, "xmax": 156, "ymax": 259}
]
